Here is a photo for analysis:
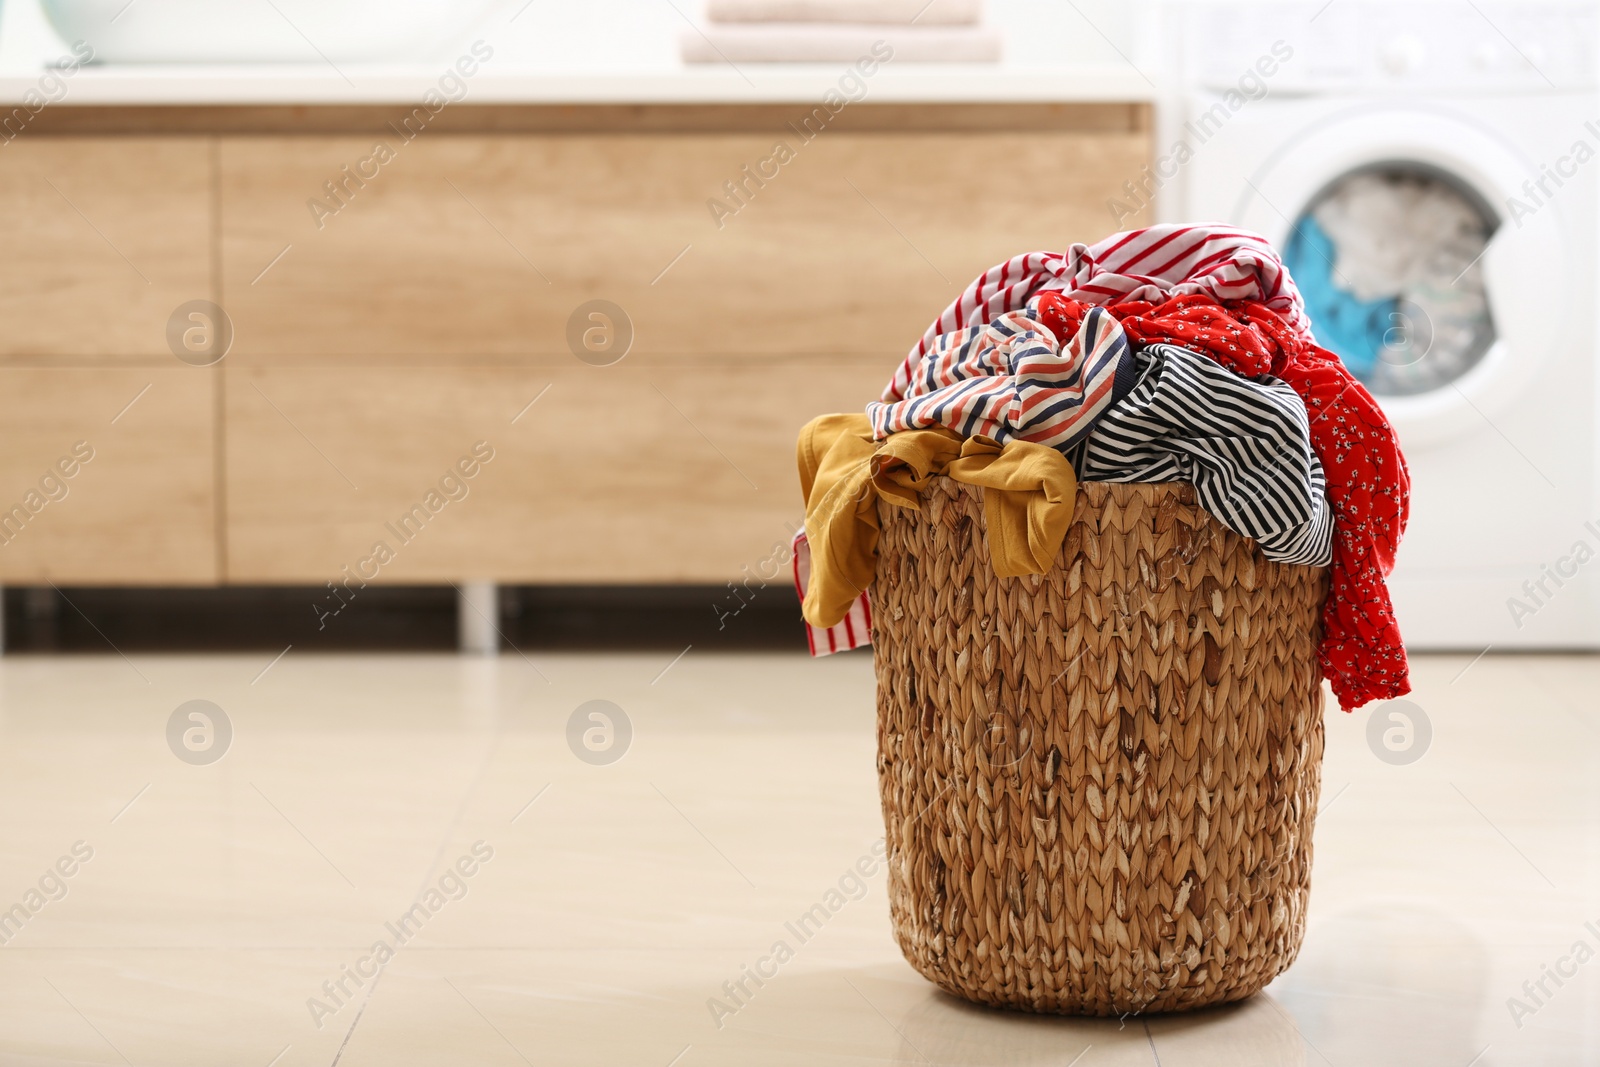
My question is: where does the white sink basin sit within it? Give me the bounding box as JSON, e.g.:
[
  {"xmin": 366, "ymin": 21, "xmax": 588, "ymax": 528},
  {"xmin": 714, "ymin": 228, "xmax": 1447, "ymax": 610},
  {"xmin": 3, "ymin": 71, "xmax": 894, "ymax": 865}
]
[{"xmin": 41, "ymin": 0, "xmax": 490, "ymax": 64}]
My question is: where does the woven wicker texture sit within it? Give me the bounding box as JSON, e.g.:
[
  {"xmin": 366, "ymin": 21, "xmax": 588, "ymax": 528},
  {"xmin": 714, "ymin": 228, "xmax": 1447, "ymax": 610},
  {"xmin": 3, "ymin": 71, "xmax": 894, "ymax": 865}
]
[{"xmin": 873, "ymin": 479, "xmax": 1329, "ymax": 1015}]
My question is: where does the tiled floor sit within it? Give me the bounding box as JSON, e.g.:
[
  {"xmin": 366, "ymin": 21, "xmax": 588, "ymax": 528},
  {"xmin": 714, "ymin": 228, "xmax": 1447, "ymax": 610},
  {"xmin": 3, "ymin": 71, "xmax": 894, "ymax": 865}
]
[{"xmin": 0, "ymin": 649, "xmax": 1596, "ymax": 1066}]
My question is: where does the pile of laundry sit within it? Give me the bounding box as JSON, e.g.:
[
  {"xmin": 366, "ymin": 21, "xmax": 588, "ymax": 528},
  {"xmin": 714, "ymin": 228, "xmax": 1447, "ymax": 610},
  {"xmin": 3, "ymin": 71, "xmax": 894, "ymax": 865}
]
[
  {"xmin": 681, "ymin": 0, "xmax": 1001, "ymax": 64},
  {"xmin": 792, "ymin": 224, "xmax": 1411, "ymax": 712}
]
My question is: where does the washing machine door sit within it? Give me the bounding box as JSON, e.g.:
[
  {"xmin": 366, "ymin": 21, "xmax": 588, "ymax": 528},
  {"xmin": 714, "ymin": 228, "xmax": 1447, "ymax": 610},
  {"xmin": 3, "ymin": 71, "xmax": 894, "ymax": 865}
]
[{"xmin": 1230, "ymin": 102, "xmax": 1570, "ymax": 447}]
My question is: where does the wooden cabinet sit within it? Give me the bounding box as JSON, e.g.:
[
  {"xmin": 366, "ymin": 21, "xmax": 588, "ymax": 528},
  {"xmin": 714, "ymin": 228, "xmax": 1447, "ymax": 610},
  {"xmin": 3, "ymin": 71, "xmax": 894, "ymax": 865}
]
[
  {"xmin": 0, "ymin": 135, "xmax": 218, "ymax": 583},
  {"xmin": 4, "ymin": 104, "xmax": 1150, "ymax": 585},
  {"xmin": 223, "ymin": 360, "xmax": 886, "ymax": 582},
  {"xmin": 219, "ymin": 125, "xmax": 1147, "ymax": 361},
  {"xmin": 0, "ymin": 139, "xmax": 213, "ymax": 362},
  {"xmin": 0, "ymin": 368, "xmax": 218, "ymax": 583}
]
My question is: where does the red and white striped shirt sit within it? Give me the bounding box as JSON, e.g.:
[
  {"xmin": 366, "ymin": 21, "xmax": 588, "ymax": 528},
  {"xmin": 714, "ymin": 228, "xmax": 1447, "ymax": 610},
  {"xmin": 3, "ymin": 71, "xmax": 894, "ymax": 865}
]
[
  {"xmin": 882, "ymin": 224, "xmax": 1311, "ymax": 403},
  {"xmin": 792, "ymin": 528, "xmax": 871, "ymax": 656}
]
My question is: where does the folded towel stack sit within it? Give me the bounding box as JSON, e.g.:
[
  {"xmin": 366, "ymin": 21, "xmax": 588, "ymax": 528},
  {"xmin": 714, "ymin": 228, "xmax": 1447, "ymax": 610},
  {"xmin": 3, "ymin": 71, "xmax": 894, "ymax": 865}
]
[{"xmin": 681, "ymin": 0, "xmax": 1001, "ymax": 64}]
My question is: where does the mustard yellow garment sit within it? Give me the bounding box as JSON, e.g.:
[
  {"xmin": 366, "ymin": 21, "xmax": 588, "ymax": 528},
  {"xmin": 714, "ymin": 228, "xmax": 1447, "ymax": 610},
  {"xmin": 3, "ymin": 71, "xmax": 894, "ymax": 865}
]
[{"xmin": 796, "ymin": 413, "xmax": 1078, "ymax": 629}]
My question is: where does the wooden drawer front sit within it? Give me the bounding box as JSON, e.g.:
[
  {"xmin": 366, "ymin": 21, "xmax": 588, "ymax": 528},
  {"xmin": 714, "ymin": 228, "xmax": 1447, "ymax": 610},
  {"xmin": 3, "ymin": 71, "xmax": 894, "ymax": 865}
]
[
  {"xmin": 0, "ymin": 139, "xmax": 213, "ymax": 362},
  {"xmin": 0, "ymin": 368, "xmax": 218, "ymax": 583},
  {"xmin": 224, "ymin": 361, "xmax": 887, "ymax": 582},
  {"xmin": 220, "ymin": 130, "xmax": 1147, "ymax": 360}
]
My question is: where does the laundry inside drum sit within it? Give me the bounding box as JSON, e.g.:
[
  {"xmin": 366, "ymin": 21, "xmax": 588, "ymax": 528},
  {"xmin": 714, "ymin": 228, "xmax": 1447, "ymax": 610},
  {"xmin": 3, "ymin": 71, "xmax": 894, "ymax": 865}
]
[{"xmin": 1283, "ymin": 165, "xmax": 1498, "ymax": 397}]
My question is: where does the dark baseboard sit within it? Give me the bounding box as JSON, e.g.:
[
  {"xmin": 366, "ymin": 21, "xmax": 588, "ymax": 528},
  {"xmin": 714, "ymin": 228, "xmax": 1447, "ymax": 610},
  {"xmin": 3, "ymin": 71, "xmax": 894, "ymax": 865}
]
[{"xmin": 1, "ymin": 583, "xmax": 805, "ymax": 654}]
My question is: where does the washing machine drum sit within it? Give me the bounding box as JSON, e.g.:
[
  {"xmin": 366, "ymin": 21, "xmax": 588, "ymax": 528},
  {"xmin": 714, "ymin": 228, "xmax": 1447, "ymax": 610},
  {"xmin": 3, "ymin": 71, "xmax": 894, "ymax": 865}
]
[
  {"xmin": 1233, "ymin": 106, "xmax": 1570, "ymax": 445},
  {"xmin": 1283, "ymin": 167, "xmax": 1497, "ymax": 398}
]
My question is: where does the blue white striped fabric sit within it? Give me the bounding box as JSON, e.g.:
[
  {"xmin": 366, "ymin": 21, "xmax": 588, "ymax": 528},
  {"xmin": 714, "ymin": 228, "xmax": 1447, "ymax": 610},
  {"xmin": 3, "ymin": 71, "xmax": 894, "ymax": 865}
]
[
  {"xmin": 867, "ymin": 304, "xmax": 1138, "ymax": 452},
  {"xmin": 1065, "ymin": 343, "xmax": 1334, "ymax": 567}
]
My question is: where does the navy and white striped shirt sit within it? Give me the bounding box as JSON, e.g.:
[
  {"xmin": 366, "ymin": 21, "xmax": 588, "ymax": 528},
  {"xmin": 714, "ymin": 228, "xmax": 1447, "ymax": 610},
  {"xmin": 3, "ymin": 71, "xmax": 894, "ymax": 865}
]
[{"xmin": 1067, "ymin": 343, "xmax": 1334, "ymax": 567}]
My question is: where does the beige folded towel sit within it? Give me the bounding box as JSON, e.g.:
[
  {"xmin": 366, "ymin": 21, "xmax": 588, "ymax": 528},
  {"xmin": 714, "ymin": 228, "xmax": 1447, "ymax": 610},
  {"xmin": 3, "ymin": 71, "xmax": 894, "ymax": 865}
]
[
  {"xmin": 706, "ymin": 0, "xmax": 982, "ymax": 24},
  {"xmin": 682, "ymin": 24, "xmax": 1002, "ymax": 63}
]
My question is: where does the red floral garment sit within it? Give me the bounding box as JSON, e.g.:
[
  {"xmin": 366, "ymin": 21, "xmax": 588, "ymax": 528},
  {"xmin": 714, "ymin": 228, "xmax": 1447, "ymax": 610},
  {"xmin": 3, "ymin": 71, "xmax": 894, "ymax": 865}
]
[{"xmin": 1035, "ymin": 291, "xmax": 1412, "ymax": 712}]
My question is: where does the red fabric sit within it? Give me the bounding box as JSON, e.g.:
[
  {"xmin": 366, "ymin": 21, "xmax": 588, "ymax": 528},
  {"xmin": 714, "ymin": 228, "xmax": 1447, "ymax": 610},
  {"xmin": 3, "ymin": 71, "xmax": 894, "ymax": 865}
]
[{"xmin": 1035, "ymin": 291, "xmax": 1411, "ymax": 712}]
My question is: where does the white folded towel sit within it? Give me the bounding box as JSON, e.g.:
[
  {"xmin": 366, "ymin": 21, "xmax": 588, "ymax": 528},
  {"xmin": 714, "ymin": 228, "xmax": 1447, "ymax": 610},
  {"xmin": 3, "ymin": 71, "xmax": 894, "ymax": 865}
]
[
  {"xmin": 706, "ymin": 0, "xmax": 983, "ymax": 24},
  {"xmin": 682, "ymin": 24, "xmax": 1002, "ymax": 63}
]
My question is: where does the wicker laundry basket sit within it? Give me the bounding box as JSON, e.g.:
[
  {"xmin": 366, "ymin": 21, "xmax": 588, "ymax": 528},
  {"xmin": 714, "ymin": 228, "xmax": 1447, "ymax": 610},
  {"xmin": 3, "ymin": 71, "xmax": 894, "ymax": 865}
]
[{"xmin": 872, "ymin": 479, "xmax": 1329, "ymax": 1016}]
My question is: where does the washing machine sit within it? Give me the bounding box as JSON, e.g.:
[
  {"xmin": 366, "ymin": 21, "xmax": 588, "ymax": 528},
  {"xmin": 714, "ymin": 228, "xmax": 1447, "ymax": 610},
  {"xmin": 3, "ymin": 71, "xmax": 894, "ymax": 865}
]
[{"xmin": 1149, "ymin": 0, "xmax": 1600, "ymax": 649}]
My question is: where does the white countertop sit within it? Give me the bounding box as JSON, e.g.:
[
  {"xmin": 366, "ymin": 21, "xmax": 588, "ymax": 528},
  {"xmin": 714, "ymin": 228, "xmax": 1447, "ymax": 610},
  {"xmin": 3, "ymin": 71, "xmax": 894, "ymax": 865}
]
[{"xmin": 0, "ymin": 62, "xmax": 1155, "ymax": 107}]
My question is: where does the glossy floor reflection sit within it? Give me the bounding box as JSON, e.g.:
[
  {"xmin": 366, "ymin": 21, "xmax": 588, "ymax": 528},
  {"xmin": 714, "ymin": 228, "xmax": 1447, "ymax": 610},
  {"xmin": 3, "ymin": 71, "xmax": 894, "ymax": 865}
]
[{"xmin": 0, "ymin": 650, "xmax": 1595, "ymax": 1066}]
